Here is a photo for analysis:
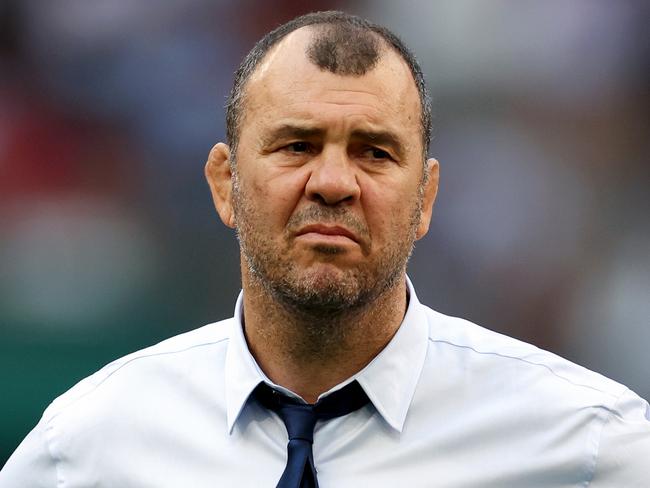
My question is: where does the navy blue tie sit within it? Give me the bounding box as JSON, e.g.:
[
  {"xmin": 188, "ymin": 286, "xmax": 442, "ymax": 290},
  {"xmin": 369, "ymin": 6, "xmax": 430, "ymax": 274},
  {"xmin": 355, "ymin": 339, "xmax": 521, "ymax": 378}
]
[{"xmin": 254, "ymin": 381, "xmax": 369, "ymax": 488}]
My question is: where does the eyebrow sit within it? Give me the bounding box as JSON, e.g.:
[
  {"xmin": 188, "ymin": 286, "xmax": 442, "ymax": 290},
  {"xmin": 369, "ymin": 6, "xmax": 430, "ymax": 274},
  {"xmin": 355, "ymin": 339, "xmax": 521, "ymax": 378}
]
[
  {"xmin": 350, "ymin": 129, "xmax": 406, "ymax": 159},
  {"xmin": 261, "ymin": 125, "xmax": 325, "ymax": 147}
]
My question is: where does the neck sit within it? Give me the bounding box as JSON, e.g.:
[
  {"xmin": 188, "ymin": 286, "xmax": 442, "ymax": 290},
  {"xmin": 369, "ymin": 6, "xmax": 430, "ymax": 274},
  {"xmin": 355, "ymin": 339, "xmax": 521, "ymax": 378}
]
[{"xmin": 241, "ymin": 268, "xmax": 408, "ymax": 403}]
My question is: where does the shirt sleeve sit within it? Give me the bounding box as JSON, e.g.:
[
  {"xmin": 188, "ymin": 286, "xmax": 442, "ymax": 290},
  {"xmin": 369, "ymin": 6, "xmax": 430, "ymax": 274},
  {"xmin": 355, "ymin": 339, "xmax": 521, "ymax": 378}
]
[
  {"xmin": 589, "ymin": 388, "xmax": 650, "ymax": 487},
  {"xmin": 0, "ymin": 420, "xmax": 58, "ymax": 488}
]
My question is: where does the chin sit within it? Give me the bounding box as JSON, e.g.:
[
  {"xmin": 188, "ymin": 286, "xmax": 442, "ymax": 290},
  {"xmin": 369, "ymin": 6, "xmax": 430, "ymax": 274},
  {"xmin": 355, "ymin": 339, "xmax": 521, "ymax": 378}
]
[
  {"xmin": 301, "ymin": 262, "xmax": 357, "ymax": 285},
  {"xmin": 273, "ymin": 265, "xmax": 369, "ymax": 313}
]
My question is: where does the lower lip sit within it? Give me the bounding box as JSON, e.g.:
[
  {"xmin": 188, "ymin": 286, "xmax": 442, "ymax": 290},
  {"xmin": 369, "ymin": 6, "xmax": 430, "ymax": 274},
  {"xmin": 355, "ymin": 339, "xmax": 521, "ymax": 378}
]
[{"xmin": 297, "ymin": 232, "xmax": 358, "ymax": 246}]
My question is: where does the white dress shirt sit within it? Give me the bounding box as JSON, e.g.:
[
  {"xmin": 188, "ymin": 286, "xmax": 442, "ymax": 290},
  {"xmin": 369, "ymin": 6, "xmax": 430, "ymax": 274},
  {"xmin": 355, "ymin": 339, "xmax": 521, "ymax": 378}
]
[{"xmin": 1, "ymin": 278, "xmax": 649, "ymax": 487}]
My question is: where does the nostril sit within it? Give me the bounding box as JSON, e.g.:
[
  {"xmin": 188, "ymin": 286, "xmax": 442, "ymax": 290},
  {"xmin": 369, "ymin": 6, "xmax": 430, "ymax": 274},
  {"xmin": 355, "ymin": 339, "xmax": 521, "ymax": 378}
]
[
  {"xmin": 309, "ymin": 191, "xmax": 355, "ymax": 206},
  {"xmin": 310, "ymin": 192, "xmax": 328, "ymax": 206}
]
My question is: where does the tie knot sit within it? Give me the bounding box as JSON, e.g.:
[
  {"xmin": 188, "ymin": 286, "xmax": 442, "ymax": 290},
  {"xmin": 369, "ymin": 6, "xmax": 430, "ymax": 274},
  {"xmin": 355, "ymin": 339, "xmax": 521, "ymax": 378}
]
[
  {"xmin": 254, "ymin": 381, "xmax": 370, "ymax": 443},
  {"xmin": 277, "ymin": 404, "xmax": 318, "ymax": 442}
]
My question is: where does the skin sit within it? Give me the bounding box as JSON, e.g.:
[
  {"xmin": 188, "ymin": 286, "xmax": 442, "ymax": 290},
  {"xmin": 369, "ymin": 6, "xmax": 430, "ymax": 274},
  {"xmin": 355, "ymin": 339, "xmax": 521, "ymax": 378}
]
[{"xmin": 206, "ymin": 27, "xmax": 439, "ymax": 403}]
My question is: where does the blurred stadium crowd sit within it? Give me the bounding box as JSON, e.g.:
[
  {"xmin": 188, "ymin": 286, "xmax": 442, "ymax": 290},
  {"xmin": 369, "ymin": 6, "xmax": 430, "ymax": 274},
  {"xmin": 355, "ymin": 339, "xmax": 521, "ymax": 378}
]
[{"xmin": 1, "ymin": 0, "xmax": 648, "ymax": 464}]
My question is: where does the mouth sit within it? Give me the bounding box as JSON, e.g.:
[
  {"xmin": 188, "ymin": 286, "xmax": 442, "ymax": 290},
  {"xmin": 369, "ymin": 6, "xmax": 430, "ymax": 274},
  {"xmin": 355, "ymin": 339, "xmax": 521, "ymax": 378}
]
[{"xmin": 296, "ymin": 224, "xmax": 359, "ymax": 244}]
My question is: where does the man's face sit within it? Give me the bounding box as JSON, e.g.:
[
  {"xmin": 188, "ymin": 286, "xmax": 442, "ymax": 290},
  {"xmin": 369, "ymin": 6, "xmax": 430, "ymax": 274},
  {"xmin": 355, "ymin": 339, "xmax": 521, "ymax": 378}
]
[{"xmin": 215, "ymin": 28, "xmax": 437, "ymax": 313}]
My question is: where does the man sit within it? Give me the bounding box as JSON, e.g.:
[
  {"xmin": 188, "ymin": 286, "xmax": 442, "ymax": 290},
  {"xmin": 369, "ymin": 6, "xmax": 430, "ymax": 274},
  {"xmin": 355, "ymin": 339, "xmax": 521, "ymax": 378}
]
[{"xmin": 1, "ymin": 11, "xmax": 649, "ymax": 487}]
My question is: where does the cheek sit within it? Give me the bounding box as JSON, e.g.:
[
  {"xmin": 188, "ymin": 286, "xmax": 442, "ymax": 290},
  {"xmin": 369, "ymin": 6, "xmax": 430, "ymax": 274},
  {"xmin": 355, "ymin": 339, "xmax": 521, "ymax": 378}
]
[
  {"xmin": 361, "ymin": 178, "xmax": 420, "ymax": 239},
  {"xmin": 246, "ymin": 168, "xmax": 309, "ymax": 224},
  {"xmin": 361, "ymin": 179, "xmax": 403, "ymax": 221}
]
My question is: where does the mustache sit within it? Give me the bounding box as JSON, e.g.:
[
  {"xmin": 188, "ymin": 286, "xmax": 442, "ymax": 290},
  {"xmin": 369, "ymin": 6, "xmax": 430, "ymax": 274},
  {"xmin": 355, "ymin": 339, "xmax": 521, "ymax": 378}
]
[{"xmin": 286, "ymin": 206, "xmax": 369, "ymax": 240}]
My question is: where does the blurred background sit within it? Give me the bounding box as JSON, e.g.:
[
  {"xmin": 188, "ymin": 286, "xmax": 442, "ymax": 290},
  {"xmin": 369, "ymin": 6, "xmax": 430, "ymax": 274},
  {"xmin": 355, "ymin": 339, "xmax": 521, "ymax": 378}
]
[{"xmin": 1, "ymin": 0, "xmax": 648, "ymax": 464}]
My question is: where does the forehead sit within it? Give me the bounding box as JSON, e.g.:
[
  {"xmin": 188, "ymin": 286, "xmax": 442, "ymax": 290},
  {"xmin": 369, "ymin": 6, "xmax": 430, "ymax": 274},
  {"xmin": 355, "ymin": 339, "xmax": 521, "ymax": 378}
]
[{"xmin": 241, "ymin": 27, "xmax": 422, "ymax": 144}]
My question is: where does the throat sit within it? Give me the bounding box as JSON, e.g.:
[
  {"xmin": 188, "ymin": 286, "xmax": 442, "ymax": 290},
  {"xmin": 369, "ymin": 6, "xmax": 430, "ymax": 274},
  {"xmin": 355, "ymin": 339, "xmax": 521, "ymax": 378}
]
[{"xmin": 241, "ymin": 273, "xmax": 407, "ymax": 402}]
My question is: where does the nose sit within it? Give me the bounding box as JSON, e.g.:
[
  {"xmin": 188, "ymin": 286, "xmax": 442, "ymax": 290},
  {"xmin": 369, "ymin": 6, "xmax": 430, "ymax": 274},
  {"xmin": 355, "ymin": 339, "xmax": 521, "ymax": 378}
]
[{"xmin": 305, "ymin": 148, "xmax": 361, "ymax": 206}]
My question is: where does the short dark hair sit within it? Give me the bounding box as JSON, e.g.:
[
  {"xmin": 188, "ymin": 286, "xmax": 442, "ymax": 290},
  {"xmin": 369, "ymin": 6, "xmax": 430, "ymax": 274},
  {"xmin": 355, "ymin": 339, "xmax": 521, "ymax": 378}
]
[
  {"xmin": 225, "ymin": 11, "xmax": 432, "ymax": 161},
  {"xmin": 307, "ymin": 22, "xmax": 380, "ymax": 75}
]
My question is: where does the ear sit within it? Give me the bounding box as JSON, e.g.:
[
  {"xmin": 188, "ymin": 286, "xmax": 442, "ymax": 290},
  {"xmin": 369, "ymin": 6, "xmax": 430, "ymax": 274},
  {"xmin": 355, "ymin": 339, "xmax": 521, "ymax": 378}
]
[
  {"xmin": 205, "ymin": 143, "xmax": 236, "ymax": 228},
  {"xmin": 415, "ymin": 158, "xmax": 439, "ymax": 240}
]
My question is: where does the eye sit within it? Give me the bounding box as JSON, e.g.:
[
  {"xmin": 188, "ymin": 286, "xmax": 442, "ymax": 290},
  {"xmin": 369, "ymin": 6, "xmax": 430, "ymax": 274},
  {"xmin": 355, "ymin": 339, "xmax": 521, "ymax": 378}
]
[
  {"xmin": 364, "ymin": 147, "xmax": 392, "ymax": 160},
  {"xmin": 285, "ymin": 142, "xmax": 311, "ymax": 153}
]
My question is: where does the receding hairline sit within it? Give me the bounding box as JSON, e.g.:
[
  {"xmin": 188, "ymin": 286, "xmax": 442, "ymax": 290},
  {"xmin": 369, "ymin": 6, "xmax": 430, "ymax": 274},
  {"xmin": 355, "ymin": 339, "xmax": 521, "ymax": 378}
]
[
  {"xmin": 225, "ymin": 11, "xmax": 432, "ymax": 162},
  {"xmin": 245, "ymin": 25, "xmax": 391, "ymax": 91},
  {"xmin": 238, "ymin": 26, "xmax": 419, "ymax": 134}
]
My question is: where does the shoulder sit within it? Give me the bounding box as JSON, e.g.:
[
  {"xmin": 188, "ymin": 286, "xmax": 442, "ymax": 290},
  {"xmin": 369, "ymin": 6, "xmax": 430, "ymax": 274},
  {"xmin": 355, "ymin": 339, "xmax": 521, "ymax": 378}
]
[
  {"xmin": 420, "ymin": 305, "xmax": 628, "ymax": 402},
  {"xmin": 412, "ymin": 305, "xmax": 650, "ymax": 482},
  {"xmin": 0, "ymin": 319, "xmax": 236, "ymax": 485},
  {"xmin": 42, "ymin": 318, "xmax": 234, "ymax": 427}
]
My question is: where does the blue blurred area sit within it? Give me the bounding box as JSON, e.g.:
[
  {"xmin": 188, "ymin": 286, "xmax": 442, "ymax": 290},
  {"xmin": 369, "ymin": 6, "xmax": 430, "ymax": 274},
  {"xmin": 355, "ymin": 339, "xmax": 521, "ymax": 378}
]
[{"xmin": 1, "ymin": 0, "xmax": 648, "ymax": 464}]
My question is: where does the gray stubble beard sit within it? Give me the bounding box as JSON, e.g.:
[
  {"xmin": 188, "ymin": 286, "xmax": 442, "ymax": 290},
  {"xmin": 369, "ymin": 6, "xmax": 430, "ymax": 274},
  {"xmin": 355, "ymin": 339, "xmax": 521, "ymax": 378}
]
[{"xmin": 232, "ymin": 173, "xmax": 423, "ymax": 358}]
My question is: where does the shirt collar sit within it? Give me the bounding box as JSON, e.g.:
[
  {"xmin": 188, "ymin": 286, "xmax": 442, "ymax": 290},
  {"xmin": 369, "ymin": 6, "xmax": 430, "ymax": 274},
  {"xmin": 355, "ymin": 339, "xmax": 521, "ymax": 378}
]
[
  {"xmin": 224, "ymin": 292, "xmax": 267, "ymax": 433},
  {"xmin": 352, "ymin": 276, "xmax": 429, "ymax": 432},
  {"xmin": 224, "ymin": 276, "xmax": 429, "ymax": 434}
]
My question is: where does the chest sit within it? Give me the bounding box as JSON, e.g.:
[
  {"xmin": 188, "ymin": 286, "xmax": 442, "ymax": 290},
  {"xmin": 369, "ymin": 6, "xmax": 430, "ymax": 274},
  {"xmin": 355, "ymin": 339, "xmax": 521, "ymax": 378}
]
[{"xmin": 59, "ymin": 400, "xmax": 591, "ymax": 487}]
